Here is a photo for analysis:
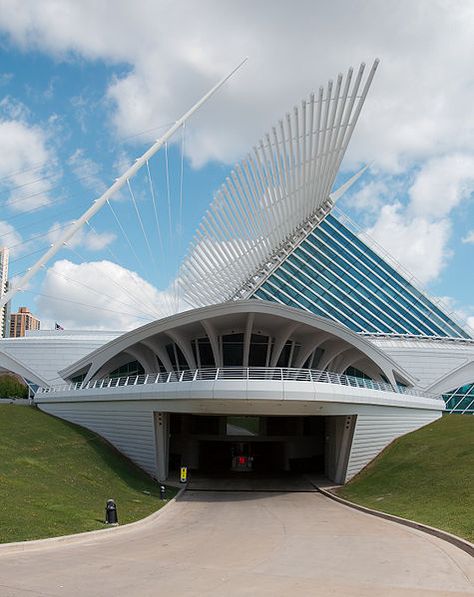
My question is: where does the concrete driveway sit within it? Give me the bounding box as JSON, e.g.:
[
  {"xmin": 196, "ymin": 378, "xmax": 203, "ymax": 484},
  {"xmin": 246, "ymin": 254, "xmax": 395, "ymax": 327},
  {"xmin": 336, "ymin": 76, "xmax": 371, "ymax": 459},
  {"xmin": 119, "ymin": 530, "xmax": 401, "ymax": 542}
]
[{"xmin": 0, "ymin": 490, "xmax": 472, "ymax": 596}]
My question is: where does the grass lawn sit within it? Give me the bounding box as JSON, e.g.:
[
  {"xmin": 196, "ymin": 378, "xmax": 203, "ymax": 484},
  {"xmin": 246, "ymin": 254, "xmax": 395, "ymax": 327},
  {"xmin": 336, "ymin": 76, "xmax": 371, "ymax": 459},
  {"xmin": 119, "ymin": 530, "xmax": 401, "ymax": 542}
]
[
  {"xmin": 338, "ymin": 415, "xmax": 473, "ymax": 542},
  {"xmin": 0, "ymin": 405, "xmax": 176, "ymax": 543}
]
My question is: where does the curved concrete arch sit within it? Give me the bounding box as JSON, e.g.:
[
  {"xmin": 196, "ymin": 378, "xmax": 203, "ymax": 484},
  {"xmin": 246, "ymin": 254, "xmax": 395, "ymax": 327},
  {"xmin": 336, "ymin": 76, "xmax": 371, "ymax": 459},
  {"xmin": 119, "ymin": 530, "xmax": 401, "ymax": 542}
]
[
  {"xmin": 141, "ymin": 338, "xmax": 173, "ymax": 373},
  {"xmin": 200, "ymin": 319, "xmax": 221, "ymax": 367},
  {"xmin": 317, "ymin": 339, "xmax": 351, "ymax": 372},
  {"xmin": 125, "ymin": 345, "xmax": 157, "ymax": 375},
  {"xmin": 164, "ymin": 329, "xmax": 197, "ymax": 370},
  {"xmin": 63, "ymin": 301, "xmax": 415, "ymax": 386},
  {"xmin": 0, "ymin": 350, "xmax": 49, "ymax": 388},
  {"xmin": 293, "ymin": 332, "xmax": 332, "ymax": 369},
  {"xmin": 331, "ymin": 348, "xmax": 362, "ymax": 375}
]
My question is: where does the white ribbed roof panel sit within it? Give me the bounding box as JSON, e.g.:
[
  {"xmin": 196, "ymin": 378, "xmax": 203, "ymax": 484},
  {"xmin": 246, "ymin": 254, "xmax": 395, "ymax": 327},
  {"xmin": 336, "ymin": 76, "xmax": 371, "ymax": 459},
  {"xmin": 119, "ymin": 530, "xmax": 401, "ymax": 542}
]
[{"xmin": 179, "ymin": 61, "xmax": 379, "ymax": 308}]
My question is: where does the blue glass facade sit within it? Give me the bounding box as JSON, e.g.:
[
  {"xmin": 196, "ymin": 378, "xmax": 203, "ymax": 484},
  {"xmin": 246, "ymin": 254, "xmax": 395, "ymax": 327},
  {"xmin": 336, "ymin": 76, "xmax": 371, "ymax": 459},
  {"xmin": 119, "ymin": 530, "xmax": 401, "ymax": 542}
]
[
  {"xmin": 252, "ymin": 214, "xmax": 470, "ymax": 339},
  {"xmin": 443, "ymin": 383, "xmax": 474, "ymax": 414}
]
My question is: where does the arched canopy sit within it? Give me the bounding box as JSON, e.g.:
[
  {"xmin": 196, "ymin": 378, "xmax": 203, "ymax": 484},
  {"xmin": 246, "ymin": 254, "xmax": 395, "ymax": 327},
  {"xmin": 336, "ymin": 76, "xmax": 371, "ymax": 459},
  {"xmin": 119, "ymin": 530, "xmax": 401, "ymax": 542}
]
[{"xmin": 61, "ymin": 300, "xmax": 415, "ymax": 387}]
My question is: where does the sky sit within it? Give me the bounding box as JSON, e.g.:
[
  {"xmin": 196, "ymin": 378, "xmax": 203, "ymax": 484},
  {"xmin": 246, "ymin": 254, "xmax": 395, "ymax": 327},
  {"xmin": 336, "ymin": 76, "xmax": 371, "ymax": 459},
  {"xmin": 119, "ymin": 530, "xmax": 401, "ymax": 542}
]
[{"xmin": 0, "ymin": 0, "xmax": 473, "ymax": 331}]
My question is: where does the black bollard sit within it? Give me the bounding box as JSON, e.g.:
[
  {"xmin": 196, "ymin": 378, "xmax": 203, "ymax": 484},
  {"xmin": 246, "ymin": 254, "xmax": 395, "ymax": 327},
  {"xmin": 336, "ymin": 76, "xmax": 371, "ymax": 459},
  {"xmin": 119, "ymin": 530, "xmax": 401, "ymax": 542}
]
[
  {"xmin": 160, "ymin": 485, "xmax": 166, "ymax": 500},
  {"xmin": 105, "ymin": 498, "xmax": 118, "ymax": 525}
]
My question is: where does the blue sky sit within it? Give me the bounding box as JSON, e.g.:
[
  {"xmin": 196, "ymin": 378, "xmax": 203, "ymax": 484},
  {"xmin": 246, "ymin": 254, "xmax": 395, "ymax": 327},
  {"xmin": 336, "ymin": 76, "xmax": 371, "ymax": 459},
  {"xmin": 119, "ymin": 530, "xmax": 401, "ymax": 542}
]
[{"xmin": 0, "ymin": 1, "xmax": 473, "ymax": 331}]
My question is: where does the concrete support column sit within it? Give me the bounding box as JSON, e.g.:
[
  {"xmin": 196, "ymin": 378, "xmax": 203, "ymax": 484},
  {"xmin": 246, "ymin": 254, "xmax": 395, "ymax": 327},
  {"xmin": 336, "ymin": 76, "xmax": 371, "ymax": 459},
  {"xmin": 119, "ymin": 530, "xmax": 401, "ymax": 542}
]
[
  {"xmin": 155, "ymin": 412, "xmax": 170, "ymax": 481},
  {"xmin": 325, "ymin": 415, "xmax": 356, "ymax": 484},
  {"xmin": 335, "ymin": 415, "xmax": 356, "ymax": 484}
]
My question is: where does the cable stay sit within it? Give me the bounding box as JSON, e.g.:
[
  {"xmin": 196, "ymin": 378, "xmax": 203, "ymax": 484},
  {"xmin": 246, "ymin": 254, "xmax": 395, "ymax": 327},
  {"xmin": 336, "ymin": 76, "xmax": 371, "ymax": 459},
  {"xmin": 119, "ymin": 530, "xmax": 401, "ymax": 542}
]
[
  {"xmin": 126, "ymin": 178, "xmax": 159, "ymax": 272},
  {"xmin": 41, "ymin": 258, "xmax": 157, "ymax": 322},
  {"xmin": 82, "ymin": 220, "xmax": 167, "ymax": 318},
  {"xmin": 146, "ymin": 159, "xmax": 164, "ymax": 255},
  {"xmin": 0, "ymin": 57, "xmax": 248, "ymax": 313},
  {"xmin": 20, "ymin": 288, "xmax": 153, "ymax": 322}
]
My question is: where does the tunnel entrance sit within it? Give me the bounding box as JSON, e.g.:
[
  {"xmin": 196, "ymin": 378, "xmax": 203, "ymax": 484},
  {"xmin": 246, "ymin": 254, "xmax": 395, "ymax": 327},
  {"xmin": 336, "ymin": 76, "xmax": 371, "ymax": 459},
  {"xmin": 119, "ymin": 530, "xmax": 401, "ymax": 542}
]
[
  {"xmin": 169, "ymin": 414, "xmax": 326, "ymax": 476},
  {"xmin": 199, "ymin": 440, "xmax": 286, "ymax": 473}
]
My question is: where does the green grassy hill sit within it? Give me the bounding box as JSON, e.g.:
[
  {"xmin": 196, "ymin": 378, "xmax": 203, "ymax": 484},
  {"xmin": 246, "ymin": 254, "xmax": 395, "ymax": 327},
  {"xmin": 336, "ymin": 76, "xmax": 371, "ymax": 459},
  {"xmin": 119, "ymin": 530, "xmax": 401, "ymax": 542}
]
[
  {"xmin": 0, "ymin": 405, "xmax": 174, "ymax": 543},
  {"xmin": 339, "ymin": 415, "xmax": 473, "ymax": 542}
]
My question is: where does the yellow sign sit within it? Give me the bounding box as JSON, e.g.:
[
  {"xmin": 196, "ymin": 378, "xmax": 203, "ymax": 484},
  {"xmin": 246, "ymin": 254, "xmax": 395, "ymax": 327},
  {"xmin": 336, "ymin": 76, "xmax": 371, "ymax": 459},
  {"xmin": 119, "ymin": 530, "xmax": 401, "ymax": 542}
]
[{"xmin": 180, "ymin": 466, "xmax": 188, "ymax": 483}]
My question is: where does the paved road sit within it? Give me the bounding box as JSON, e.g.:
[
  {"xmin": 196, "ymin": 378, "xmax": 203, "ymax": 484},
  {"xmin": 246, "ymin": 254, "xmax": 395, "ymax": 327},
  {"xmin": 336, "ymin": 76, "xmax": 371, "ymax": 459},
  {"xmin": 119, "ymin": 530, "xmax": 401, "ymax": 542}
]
[{"xmin": 0, "ymin": 490, "xmax": 472, "ymax": 596}]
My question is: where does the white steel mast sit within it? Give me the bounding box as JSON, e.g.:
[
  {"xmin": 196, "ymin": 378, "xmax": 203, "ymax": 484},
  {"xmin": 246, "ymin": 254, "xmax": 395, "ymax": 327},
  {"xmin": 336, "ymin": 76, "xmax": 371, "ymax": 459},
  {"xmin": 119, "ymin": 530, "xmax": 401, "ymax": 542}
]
[{"xmin": 0, "ymin": 58, "xmax": 248, "ymax": 311}]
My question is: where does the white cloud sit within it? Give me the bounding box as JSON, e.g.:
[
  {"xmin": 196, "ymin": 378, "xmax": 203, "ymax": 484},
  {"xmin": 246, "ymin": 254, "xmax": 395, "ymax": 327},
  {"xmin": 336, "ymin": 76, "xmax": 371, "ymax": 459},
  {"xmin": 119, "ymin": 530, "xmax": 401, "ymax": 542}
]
[
  {"xmin": 462, "ymin": 230, "xmax": 474, "ymax": 244},
  {"xmin": 363, "ymin": 203, "xmax": 451, "ymax": 285},
  {"xmin": 47, "ymin": 220, "xmax": 116, "ymax": 252},
  {"xmin": 0, "ymin": 96, "xmax": 30, "ymax": 120},
  {"xmin": 409, "ymin": 154, "xmax": 474, "ymax": 218},
  {"xmin": 1, "ymin": 1, "xmax": 474, "ymax": 170},
  {"xmin": 0, "ymin": 118, "xmax": 54, "ymax": 211},
  {"xmin": 356, "ymin": 152, "xmax": 474, "ymax": 286},
  {"xmin": 67, "ymin": 149, "xmax": 106, "ymax": 195},
  {"xmin": 0, "ymin": 220, "xmax": 22, "ymax": 254},
  {"xmin": 348, "ymin": 178, "xmax": 395, "ymax": 213},
  {"xmin": 1, "ymin": 0, "xmax": 473, "ymax": 307},
  {"xmin": 37, "ymin": 259, "xmax": 176, "ymax": 330}
]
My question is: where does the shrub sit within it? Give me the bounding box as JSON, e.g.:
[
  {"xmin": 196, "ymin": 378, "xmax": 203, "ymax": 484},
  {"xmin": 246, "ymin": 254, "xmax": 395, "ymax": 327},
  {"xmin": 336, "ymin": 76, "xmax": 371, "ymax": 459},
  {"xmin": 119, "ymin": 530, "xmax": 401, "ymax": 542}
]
[{"xmin": 0, "ymin": 374, "xmax": 28, "ymax": 399}]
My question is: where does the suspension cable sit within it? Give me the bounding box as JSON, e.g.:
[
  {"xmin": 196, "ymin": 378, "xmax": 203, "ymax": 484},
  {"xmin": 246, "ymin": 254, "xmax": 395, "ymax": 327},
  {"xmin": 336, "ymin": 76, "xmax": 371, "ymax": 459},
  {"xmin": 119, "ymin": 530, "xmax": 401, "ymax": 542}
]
[
  {"xmin": 43, "ymin": 259, "xmax": 156, "ymax": 321},
  {"xmin": 164, "ymin": 142, "xmax": 173, "ymax": 238},
  {"xmin": 146, "ymin": 159, "xmax": 164, "ymax": 254},
  {"xmin": 82, "ymin": 221, "xmax": 163, "ymax": 317},
  {"xmin": 21, "ymin": 288, "xmax": 152, "ymax": 322},
  {"xmin": 126, "ymin": 178, "xmax": 158, "ymax": 270}
]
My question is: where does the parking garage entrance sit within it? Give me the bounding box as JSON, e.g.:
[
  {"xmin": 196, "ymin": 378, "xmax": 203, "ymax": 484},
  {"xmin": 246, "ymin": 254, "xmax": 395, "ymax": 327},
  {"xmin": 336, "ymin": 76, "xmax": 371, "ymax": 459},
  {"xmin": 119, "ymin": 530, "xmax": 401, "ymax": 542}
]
[{"xmin": 169, "ymin": 414, "xmax": 327, "ymax": 476}]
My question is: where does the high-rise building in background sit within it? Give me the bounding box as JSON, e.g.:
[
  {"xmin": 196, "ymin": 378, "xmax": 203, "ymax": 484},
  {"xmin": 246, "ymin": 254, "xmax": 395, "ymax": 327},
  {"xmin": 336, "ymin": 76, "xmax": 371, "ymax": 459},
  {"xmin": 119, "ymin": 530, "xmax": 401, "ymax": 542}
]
[
  {"xmin": 9, "ymin": 307, "xmax": 40, "ymax": 338},
  {"xmin": 0, "ymin": 248, "xmax": 9, "ymax": 338}
]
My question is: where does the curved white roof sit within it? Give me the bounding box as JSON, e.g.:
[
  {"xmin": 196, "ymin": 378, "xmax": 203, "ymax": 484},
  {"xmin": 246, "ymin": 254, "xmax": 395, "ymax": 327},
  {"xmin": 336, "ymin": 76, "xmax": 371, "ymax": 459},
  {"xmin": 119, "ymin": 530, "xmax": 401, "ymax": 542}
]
[
  {"xmin": 0, "ymin": 330, "xmax": 120, "ymax": 387},
  {"xmin": 61, "ymin": 299, "xmax": 414, "ymax": 387}
]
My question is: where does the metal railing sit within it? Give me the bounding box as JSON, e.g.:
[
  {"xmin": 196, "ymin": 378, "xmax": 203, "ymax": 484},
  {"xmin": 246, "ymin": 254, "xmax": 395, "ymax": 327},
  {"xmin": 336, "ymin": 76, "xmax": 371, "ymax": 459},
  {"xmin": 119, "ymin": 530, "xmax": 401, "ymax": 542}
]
[{"xmin": 36, "ymin": 367, "xmax": 438, "ymax": 399}]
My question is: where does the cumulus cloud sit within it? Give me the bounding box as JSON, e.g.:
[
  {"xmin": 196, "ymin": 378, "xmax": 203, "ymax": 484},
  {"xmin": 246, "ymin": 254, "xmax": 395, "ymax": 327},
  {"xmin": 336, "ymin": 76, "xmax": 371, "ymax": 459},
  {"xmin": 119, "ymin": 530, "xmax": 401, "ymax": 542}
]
[
  {"xmin": 0, "ymin": 118, "xmax": 54, "ymax": 211},
  {"xmin": 357, "ymin": 151, "xmax": 474, "ymax": 285},
  {"xmin": 0, "ymin": 220, "xmax": 22, "ymax": 253},
  {"xmin": 462, "ymin": 230, "xmax": 474, "ymax": 244},
  {"xmin": 67, "ymin": 149, "xmax": 106, "ymax": 195},
  {"xmin": 409, "ymin": 154, "xmax": 474, "ymax": 218},
  {"xmin": 47, "ymin": 220, "xmax": 116, "ymax": 252},
  {"xmin": 37, "ymin": 259, "xmax": 177, "ymax": 330},
  {"xmin": 347, "ymin": 176, "xmax": 404, "ymax": 215},
  {"xmin": 363, "ymin": 203, "xmax": 451, "ymax": 285},
  {"xmin": 1, "ymin": 0, "xmax": 474, "ymax": 313},
  {"xmin": 1, "ymin": 1, "xmax": 474, "ymax": 170}
]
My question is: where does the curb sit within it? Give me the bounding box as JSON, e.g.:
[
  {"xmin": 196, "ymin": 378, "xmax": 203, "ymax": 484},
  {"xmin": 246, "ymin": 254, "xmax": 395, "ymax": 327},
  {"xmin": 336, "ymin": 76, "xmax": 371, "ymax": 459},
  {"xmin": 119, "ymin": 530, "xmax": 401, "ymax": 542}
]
[
  {"xmin": 0, "ymin": 486, "xmax": 187, "ymax": 555},
  {"xmin": 318, "ymin": 487, "xmax": 474, "ymax": 557}
]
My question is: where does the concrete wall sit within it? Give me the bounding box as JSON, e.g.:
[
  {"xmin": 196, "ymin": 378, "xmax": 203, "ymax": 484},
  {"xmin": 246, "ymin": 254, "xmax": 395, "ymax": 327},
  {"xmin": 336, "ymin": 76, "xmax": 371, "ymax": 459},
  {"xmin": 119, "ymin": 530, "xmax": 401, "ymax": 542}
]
[
  {"xmin": 39, "ymin": 400, "xmax": 157, "ymax": 477},
  {"xmin": 346, "ymin": 407, "xmax": 441, "ymax": 481},
  {"xmin": 38, "ymin": 387, "xmax": 442, "ymax": 483}
]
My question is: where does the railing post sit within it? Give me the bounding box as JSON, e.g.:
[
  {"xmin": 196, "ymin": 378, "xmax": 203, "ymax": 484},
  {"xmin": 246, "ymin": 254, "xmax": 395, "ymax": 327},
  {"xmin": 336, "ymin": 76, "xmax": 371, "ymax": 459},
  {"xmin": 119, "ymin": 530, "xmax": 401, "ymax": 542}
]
[
  {"xmin": 216, "ymin": 368, "xmax": 220, "ymax": 381},
  {"xmin": 193, "ymin": 369, "xmax": 198, "ymax": 381}
]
